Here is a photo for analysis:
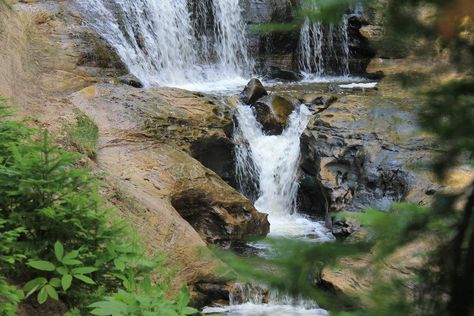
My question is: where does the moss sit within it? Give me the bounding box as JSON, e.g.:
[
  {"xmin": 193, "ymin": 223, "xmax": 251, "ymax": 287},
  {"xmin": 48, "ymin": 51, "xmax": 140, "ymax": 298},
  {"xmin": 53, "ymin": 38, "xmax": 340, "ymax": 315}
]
[{"xmin": 63, "ymin": 110, "xmax": 99, "ymax": 159}]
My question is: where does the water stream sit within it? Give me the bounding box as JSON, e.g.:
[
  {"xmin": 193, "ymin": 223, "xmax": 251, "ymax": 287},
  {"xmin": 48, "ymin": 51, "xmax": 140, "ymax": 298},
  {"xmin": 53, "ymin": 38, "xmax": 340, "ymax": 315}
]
[
  {"xmin": 203, "ymin": 104, "xmax": 333, "ymax": 315},
  {"xmin": 234, "ymin": 103, "xmax": 333, "ymax": 241},
  {"xmin": 73, "ymin": 1, "xmax": 360, "ymax": 313}
]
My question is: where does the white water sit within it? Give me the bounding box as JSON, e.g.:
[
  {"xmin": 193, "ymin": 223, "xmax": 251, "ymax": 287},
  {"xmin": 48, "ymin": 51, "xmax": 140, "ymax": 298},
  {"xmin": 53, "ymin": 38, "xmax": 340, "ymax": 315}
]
[
  {"xmin": 298, "ymin": 13, "xmax": 351, "ymax": 76},
  {"xmin": 73, "ymin": 0, "xmax": 251, "ymax": 89},
  {"xmin": 206, "ymin": 103, "xmax": 333, "ymax": 315},
  {"xmin": 234, "ymin": 104, "xmax": 333, "ymax": 240},
  {"xmin": 204, "ymin": 283, "xmax": 329, "ymax": 315},
  {"xmin": 299, "ymin": 18, "xmax": 324, "ymax": 75}
]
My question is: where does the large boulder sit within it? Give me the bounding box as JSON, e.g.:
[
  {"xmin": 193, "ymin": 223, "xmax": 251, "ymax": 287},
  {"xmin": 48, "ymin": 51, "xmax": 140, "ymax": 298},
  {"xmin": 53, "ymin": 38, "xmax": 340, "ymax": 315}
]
[
  {"xmin": 71, "ymin": 84, "xmax": 270, "ymax": 284},
  {"xmin": 240, "ymin": 78, "xmax": 268, "ymax": 105},
  {"xmin": 253, "ymin": 94, "xmax": 296, "ymax": 135}
]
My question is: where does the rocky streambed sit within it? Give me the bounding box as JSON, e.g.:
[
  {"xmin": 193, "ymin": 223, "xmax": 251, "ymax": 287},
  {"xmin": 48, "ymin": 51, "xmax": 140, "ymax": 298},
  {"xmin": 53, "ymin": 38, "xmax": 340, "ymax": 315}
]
[{"xmin": 3, "ymin": 0, "xmax": 473, "ymax": 314}]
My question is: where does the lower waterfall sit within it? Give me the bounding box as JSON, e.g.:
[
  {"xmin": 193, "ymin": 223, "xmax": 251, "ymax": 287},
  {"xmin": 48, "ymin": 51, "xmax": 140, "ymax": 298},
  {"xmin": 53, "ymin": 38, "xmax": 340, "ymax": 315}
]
[
  {"xmin": 234, "ymin": 103, "xmax": 333, "ymax": 240},
  {"xmin": 204, "ymin": 103, "xmax": 333, "ymax": 314}
]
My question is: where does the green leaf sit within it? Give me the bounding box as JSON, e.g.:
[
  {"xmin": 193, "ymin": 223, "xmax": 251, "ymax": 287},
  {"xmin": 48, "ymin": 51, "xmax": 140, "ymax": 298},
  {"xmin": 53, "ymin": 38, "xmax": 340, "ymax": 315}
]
[
  {"xmin": 62, "ymin": 274, "xmax": 73, "ymax": 291},
  {"xmin": 71, "ymin": 267, "xmax": 97, "ymax": 275},
  {"xmin": 74, "ymin": 274, "xmax": 95, "ymax": 285},
  {"xmin": 89, "ymin": 300, "xmax": 128, "ymax": 315},
  {"xmin": 176, "ymin": 287, "xmax": 190, "ymax": 310},
  {"xmin": 62, "ymin": 259, "xmax": 82, "ymax": 266},
  {"xmin": 54, "ymin": 241, "xmax": 64, "ymax": 261},
  {"xmin": 57, "ymin": 267, "xmax": 68, "ymax": 275},
  {"xmin": 28, "ymin": 260, "xmax": 55, "ymax": 271},
  {"xmin": 49, "ymin": 278, "xmax": 61, "ymax": 287},
  {"xmin": 182, "ymin": 306, "xmax": 199, "ymax": 315},
  {"xmin": 44, "ymin": 285, "xmax": 59, "ymax": 301},
  {"xmin": 24, "ymin": 277, "xmax": 47, "ymax": 297},
  {"xmin": 113, "ymin": 258, "xmax": 125, "ymax": 271},
  {"xmin": 63, "ymin": 250, "xmax": 79, "ymax": 260},
  {"xmin": 37, "ymin": 287, "xmax": 48, "ymax": 304}
]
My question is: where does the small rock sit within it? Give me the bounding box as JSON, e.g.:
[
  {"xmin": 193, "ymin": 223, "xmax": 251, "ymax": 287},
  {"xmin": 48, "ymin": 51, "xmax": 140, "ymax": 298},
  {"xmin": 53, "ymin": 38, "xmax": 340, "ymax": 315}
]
[
  {"xmin": 118, "ymin": 74, "xmax": 143, "ymax": 88},
  {"xmin": 332, "ymin": 217, "xmax": 360, "ymax": 239},
  {"xmin": 253, "ymin": 94, "xmax": 296, "ymax": 135},
  {"xmin": 240, "ymin": 78, "xmax": 268, "ymax": 105}
]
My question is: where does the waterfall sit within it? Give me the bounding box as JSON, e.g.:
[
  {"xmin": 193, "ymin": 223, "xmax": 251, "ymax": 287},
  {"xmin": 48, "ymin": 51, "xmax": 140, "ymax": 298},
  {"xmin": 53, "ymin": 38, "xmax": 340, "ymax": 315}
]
[
  {"xmin": 340, "ymin": 14, "xmax": 351, "ymax": 76},
  {"xmin": 204, "ymin": 283, "xmax": 329, "ymax": 315},
  {"xmin": 234, "ymin": 103, "xmax": 333, "ymax": 239},
  {"xmin": 213, "ymin": 0, "xmax": 251, "ymax": 75},
  {"xmin": 234, "ymin": 104, "xmax": 308, "ymax": 218},
  {"xmin": 73, "ymin": 0, "xmax": 251, "ymax": 89},
  {"xmin": 299, "ymin": 18, "xmax": 324, "ymax": 75},
  {"xmin": 298, "ymin": 15, "xmax": 351, "ymax": 76}
]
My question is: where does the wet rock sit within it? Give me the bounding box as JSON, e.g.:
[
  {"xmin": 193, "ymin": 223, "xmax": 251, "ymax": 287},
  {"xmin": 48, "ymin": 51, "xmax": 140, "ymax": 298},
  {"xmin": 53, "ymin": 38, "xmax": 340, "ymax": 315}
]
[
  {"xmin": 261, "ymin": 65, "xmax": 303, "ymax": 82},
  {"xmin": 297, "ymin": 85, "xmax": 436, "ymax": 215},
  {"xmin": 191, "ymin": 281, "xmax": 231, "ymax": 307},
  {"xmin": 190, "ymin": 136, "xmax": 236, "ymax": 187},
  {"xmin": 171, "ymin": 185, "xmax": 270, "ymax": 248},
  {"xmin": 297, "ymin": 132, "xmax": 330, "ymax": 218},
  {"xmin": 118, "ymin": 74, "xmax": 143, "ymax": 88},
  {"xmin": 253, "ymin": 94, "xmax": 296, "ymax": 135},
  {"xmin": 240, "ymin": 78, "xmax": 268, "ymax": 105},
  {"xmin": 331, "ymin": 217, "xmax": 360, "ymax": 239}
]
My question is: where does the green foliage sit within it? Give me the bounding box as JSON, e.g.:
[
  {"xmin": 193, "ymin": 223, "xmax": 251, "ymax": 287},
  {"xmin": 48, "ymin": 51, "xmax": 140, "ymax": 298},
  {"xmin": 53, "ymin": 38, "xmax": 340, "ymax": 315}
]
[
  {"xmin": 0, "ymin": 101, "xmax": 196, "ymax": 314},
  {"xmin": 63, "ymin": 110, "xmax": 99, "ymax": 159},
  {"xmin": 0, "ymin": 276, "xmax": 24, "ymax": 316},
  {"xmin": 0, "ymin": 218, "xmax": 25, "ymax": 315},
  {"xmin": 90, "ymin": 281, "xmax": 198, "ymax": 316},
  {"xmin": 23, "ymin": 241, "xmax": 97, "ymax": 304}
]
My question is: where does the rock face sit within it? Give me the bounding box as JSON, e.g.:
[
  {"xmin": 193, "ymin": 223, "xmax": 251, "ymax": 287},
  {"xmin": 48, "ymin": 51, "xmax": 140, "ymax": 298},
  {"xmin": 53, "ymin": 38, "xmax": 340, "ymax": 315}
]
[
  {"xmin": 260, "ymin": 65, "xmax": 303, "ymax": 82},
  {"xmin": 265, "ymin": 75, "xmax": 438, "ymax": 225},
  {"xmin": 242, "ymin": 0, "xmax": 299, "ymax": 70},
  {"xmin": 72, "ymin": 85, "xmax": 269, "ymax": 249}
]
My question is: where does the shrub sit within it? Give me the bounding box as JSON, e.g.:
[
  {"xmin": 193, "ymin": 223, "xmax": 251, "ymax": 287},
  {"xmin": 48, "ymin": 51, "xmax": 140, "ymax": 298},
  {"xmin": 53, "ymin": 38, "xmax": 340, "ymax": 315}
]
[{"xmin": 0, "ymin": 101, "xmax": 196, "ymax": 314}]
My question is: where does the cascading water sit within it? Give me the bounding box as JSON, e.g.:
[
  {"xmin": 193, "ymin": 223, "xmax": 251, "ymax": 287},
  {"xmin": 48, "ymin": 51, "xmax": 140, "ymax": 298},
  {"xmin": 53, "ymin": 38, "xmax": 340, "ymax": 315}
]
[
  {"xmin": 298, "ymin": 14, "xmax": 351, "ymax": 77},
  {"xmin": 233, "ymin": 103, "xmax": 333, "ymax": 239},
  {"xmin": 340, "ymin": 15, "xmax": 351, "ymax": 76},
  {"xmin": 204, "ymin": 103, "xmax": 333, "ymax": 315},
  {"xmin": 204, "ymin": 284, "xmax": 329, "ymax": 315},
  {"xmin": 73, "ymin": 0, "xmax": 251, "ymax": 90},
  {"xmin": 299, "ymin": 18, "xmax": 325, "ymax": 76}
]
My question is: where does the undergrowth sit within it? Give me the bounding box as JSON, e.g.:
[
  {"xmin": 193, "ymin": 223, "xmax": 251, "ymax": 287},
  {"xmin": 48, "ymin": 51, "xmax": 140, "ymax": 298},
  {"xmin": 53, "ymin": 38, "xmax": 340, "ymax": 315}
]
[{"xmin": 0, "ymin": 99, "xmax": 198, "ymax": 315}]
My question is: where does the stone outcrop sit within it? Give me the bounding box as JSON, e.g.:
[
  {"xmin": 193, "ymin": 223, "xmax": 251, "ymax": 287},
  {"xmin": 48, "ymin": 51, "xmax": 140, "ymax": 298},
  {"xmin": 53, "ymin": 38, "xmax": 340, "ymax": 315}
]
[
  {"xmin": 71, "ymin": 85, "xmax": 269, "ymax": 249},
  {"xmin": 265, "ymin": 72, "xmax": 438, "ymax": 225}
]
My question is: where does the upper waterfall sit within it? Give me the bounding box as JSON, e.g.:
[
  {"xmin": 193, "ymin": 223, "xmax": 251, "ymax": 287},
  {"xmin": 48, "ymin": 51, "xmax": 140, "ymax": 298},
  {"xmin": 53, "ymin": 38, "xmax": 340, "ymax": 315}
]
[{"xmin": 74, "ymin": 0, "xmax": 251, "ymax": 89}]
